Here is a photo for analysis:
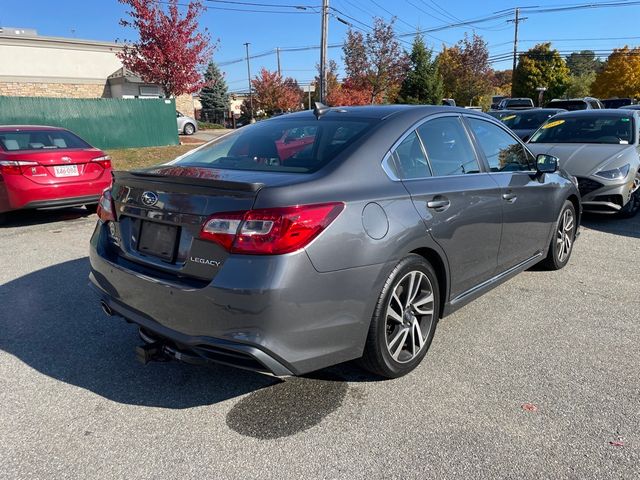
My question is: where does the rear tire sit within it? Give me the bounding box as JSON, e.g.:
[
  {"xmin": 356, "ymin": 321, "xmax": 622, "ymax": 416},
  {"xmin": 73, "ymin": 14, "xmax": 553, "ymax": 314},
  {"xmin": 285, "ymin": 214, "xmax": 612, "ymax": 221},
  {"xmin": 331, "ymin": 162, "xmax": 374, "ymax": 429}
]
[
  {"xmin": 539, "ymin": 200, "xmax": 576, "ymax": 271},
  {"xmin": 183, "ymin": 123, "xmax": 195, "ymax": 135},
  {"xmin": 360, "ymin": 254, "xmax": 440, "ymax": 378}
]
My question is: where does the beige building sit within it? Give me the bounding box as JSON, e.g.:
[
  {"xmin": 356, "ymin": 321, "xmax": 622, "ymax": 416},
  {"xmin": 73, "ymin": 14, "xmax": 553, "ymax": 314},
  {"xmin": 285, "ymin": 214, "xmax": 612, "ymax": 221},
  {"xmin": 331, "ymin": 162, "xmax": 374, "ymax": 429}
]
[{"xmin": 0, "ymin": 28, "xmax": 195, "ymax": 115}]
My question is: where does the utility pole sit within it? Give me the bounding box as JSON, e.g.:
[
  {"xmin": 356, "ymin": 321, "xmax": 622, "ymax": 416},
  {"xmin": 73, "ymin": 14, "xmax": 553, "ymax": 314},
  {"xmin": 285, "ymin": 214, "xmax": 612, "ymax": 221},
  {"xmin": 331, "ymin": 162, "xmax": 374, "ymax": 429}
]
[
  {"xmin": 276, "ymin": 47, "xmax": 281, "ymax": 76},
  {"xmin": 508, "ymin": 7, "xmax": 526, "ymax": 96},
  {"xmin": 319, "ymin": 0, "xmax": 329, "ymax": 103},
  {"xmin": 244, "ymin": 42, "xmax": 254, "ymax": 123}
]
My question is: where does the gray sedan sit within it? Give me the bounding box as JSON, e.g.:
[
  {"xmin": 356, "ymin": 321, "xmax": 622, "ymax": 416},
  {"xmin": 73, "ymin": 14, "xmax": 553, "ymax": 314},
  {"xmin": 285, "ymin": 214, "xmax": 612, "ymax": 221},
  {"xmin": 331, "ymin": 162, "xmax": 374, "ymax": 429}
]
[
  {"xmin": 528, "ymin": 109, "xmax": 640, "ymax": 216},
  {"xmin": 89, "ymin": 105, "xmax": 580, "ymax": 378},
  {"xmin": 176, "ymin": 111, "xmax": 197, "ymax": 135}
]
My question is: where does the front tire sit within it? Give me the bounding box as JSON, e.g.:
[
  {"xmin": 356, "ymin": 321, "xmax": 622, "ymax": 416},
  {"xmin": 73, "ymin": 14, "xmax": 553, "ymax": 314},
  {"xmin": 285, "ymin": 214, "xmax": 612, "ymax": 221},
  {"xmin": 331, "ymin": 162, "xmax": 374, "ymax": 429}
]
[
  {"xmin": 539, "ymin": 200, "xmax": 576, "ymax": 271},
  {"xmin": 360, "ymin": 254, "xmax": 440, "ymax": 378},
  {"xmin": 183, "ymin": 123, "xmax": 195, "ymax": 135},
  {"xmin": 618, "ymin": 176, "xmax": 640, "ymax": 218}
]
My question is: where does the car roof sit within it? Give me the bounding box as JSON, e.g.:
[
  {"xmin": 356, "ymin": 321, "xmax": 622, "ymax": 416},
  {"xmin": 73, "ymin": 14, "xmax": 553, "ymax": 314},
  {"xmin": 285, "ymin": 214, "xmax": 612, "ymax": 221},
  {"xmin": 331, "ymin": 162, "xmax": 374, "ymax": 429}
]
[
  {"xmin": 552, "ymin": 109, "xmax": 636, "ymax": 118},
  {"xmin": 0, "ymin": 125, "xmax": 67, "ymax": 132},
  {"xmin": 272, "ymin": 105, "xmax": 472, "ymax": 121}
]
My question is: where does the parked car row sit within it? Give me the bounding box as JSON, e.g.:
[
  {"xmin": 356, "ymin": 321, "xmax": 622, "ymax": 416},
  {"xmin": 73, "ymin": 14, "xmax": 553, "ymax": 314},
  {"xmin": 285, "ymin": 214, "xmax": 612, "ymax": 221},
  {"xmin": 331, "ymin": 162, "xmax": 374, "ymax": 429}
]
[{"xmin": 491, "ymin": 96, "xmax": 636, "ymax": 112}]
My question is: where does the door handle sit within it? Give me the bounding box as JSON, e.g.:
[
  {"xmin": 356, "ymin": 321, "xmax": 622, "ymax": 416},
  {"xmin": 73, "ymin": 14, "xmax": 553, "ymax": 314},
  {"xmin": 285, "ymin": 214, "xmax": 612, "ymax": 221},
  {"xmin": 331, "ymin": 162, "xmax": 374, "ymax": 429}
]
[
  {"xmin": 502, "ymin": 192, "xmax": 517, "ymax": 203},
  {"xmin": 427, "ymin": 198, "xmax": 450, "ymax": 210}
]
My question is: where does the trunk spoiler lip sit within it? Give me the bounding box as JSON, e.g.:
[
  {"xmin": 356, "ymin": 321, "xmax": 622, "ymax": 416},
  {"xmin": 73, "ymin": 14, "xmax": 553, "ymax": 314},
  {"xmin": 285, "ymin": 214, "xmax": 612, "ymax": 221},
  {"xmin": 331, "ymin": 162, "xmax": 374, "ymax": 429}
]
[{"xmin": 113, "ymin": 168, "xmax": 265, "ymax": 192}]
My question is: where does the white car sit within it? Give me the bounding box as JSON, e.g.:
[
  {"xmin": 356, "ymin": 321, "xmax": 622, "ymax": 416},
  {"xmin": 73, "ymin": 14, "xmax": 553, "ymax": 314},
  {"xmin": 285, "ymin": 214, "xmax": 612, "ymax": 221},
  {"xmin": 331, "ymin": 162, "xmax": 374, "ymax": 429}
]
[{"xmin": 176, "ymin": 111, "xmax": 197, "ymax": 135}]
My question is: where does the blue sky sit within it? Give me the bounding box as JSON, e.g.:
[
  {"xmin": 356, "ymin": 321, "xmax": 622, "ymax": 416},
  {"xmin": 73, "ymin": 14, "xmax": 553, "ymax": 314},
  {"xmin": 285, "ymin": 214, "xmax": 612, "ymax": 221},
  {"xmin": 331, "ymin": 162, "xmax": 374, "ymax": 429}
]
[{"xmin": 3, "ymin": 0, "xmax": 640, "ymax": 92}]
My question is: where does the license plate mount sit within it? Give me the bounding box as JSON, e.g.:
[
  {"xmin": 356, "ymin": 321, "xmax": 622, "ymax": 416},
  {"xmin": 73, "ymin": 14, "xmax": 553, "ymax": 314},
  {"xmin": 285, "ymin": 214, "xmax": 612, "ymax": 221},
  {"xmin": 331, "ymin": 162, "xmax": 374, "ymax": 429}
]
[{"xmin": 137, "ymin": 221, "xmax": 179, "ymax": 262}]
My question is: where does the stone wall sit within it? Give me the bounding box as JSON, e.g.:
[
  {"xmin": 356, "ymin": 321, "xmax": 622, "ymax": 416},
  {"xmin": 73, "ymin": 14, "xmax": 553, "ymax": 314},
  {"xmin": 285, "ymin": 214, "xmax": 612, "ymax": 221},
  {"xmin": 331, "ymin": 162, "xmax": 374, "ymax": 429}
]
[
  {"xmin": 0, "ymin": 81, "xmax": 110, "ymax": 98},
  {"xmin": 175, "ymin": 94, "xmax": 195, "ymax": 116}
]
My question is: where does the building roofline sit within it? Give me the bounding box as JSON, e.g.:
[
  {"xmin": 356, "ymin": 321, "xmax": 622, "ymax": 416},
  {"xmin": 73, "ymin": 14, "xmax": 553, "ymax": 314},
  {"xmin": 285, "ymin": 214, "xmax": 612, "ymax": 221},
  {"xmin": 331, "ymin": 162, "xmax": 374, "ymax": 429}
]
[{"xmin": 0, "ymin": 33, "xmax": 123, "ymax": 52}]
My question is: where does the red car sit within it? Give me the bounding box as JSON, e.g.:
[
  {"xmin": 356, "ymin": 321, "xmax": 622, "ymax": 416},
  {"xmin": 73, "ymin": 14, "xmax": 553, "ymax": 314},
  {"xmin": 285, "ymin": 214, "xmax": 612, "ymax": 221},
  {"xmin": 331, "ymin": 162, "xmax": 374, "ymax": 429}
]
[{"xmin": 0, "ymin": 126, "xmax": 112, "ymax": 224}]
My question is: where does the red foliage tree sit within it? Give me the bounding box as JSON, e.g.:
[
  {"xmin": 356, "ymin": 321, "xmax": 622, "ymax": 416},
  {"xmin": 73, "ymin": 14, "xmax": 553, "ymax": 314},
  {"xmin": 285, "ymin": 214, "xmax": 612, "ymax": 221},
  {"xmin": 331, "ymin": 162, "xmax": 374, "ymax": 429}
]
[
  {"xmin": 118, "ymin": 0, "xmax": 213, "ymax": 97},
  {"xmin": 248, "ymin": 68, "xmax": 302, "ymax": 116}
]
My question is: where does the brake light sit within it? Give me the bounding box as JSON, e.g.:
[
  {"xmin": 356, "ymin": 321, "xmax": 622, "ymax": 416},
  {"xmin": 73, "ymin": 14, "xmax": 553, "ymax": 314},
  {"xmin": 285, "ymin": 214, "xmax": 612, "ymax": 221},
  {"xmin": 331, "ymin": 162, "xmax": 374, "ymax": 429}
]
[
  {"xmin": 96, "ymin": 189, "xmax": 116, "ymax": 222},
  {"xmin": 200, "ymin": 202, "xmax": 344, "ymax": 254},
  {"xmin": 0, "ymin": 160, "xmax": 39, "ymax": 175},
  {"xmin": 91, "ymin": 155, "xmax": 112, "ymax": 169}
]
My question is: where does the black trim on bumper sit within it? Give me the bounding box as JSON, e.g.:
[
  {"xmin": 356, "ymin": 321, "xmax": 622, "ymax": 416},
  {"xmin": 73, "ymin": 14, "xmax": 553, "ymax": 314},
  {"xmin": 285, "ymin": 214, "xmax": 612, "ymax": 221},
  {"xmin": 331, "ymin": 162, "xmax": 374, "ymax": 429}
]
[{"xmin": 22, "ymin": 195, "xmax": 100, "ymax": 210}]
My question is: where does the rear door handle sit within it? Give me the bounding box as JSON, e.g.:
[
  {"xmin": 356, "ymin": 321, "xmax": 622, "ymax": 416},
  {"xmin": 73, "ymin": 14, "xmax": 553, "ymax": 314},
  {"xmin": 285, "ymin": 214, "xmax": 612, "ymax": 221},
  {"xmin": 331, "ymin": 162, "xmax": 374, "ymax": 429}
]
[
  {"xmin": 502, "ymin": 192, "xmax": 517, "ymax": 203},
  {"xmin": 427, "ymin": 198, "xmax": 450, "ymax": 210}
]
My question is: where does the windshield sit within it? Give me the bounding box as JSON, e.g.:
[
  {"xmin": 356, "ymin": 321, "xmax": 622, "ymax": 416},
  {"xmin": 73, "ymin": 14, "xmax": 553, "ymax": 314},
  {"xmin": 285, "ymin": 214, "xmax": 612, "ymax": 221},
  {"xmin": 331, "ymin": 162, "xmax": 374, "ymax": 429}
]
[
  {"xmin": 529, "ymin": 116, "xmax": 635, "ymax": 144},
  {"xmin": 546, "ymin": 100, "xmax": 587, "ymax": 111},
  {"xmin": 501, "ymin": 111, "xmax": 561, "ymax": 130},
  {"xmin": 173, "ymin": 118, "xmax": 373, "ymax": 173},
  {"xmin": 0, "ymin": 130, "xmax": 91, "ymax": 151}
]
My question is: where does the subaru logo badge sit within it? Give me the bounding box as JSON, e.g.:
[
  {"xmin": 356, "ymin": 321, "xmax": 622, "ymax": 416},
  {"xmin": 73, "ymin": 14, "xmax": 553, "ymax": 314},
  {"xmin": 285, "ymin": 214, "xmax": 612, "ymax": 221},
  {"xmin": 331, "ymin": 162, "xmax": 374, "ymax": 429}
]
[{"xmin": 141, "ymin": 191, "xmax": 159, "ymax": 207}]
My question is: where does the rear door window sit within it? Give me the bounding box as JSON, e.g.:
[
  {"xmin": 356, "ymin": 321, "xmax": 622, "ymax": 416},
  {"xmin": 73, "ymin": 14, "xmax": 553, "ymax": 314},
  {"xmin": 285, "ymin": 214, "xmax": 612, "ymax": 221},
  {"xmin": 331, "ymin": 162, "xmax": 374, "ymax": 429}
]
[
  {"xmin": 416, "ymin": 117, "xmax": 480, "ymax": 176},
  {"xmin": 467, "ymin": 118, "xmax": 533, "ymax": 172}
]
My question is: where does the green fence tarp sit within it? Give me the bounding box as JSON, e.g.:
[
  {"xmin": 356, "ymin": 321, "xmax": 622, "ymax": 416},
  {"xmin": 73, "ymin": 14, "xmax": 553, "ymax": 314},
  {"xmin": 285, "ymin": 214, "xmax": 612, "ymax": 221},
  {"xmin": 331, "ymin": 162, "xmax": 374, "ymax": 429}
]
[{"xmin": 0, "ymin": 96, "xmax": 179, "ymax": 150}]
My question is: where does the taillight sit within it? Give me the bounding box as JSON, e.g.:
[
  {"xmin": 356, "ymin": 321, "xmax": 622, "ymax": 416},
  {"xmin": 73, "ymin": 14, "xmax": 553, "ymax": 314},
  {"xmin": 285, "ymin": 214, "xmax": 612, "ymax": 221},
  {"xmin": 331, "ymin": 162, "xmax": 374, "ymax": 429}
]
[
  {"xmin": 200, "ymin": 202, "xmax": 344, "ymax": 255},
  {"xmin": 0, "ymin": 160, "xmax": 39, "ymax": 175},
  {"xmin": 91, "ymin": 155, "xmax": 112, "ymax": 169},
  {"xmin": 96, "ymin": 189, "xmax": 116, "ymax": 222}
]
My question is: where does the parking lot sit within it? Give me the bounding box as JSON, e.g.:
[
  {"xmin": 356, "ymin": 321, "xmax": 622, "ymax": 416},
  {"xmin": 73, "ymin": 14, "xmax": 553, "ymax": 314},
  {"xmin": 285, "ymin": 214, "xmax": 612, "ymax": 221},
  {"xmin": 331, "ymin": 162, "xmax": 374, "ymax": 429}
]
[{"xmin": 0, "ymin": 209, "xmax": 638, "ymax": 479}]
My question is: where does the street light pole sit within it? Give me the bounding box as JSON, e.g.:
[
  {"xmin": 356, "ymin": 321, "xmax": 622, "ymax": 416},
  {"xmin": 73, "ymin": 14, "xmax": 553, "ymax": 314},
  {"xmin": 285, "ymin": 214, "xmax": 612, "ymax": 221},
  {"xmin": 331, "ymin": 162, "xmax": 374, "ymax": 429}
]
[
  {"xmin": 319, "ymin": 0, "xmax": 329, "ymax": 103},
  {"xmin": 244, "ymin": 42, "xmax": 254, "ymax": 123}
]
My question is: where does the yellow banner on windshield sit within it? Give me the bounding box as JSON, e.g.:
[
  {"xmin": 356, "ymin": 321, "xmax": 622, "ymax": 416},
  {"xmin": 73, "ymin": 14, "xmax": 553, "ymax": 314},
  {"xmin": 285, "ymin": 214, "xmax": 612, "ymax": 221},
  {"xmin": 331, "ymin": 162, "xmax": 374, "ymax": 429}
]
[
  {"xmin": 502, "ymin": 115, "xmax": 517, "ymax": 121},
  {"xmin": 542, "ymin": 119, "xmax": 565, "ymax": 129}
]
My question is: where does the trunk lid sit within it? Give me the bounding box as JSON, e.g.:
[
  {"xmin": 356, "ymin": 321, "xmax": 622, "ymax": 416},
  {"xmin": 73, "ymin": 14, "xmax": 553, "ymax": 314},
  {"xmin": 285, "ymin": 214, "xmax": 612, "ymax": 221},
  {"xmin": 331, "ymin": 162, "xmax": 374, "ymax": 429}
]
[
  {"xmin": 109, "ymin": 166, "xmax": 303, "ymax": 282},
  {"xmin": 4, "ymin": 148, "xmax": 107, "ymax": 184}
]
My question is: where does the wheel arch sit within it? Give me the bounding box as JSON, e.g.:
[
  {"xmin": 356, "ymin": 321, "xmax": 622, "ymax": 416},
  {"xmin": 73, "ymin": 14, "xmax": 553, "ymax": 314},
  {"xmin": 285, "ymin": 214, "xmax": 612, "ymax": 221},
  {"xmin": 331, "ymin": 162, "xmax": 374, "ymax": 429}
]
[
  {"xmin": 567, "ymin": 193, "xmax": 581, "ymax": 226},
  {"xmin": 409, "ymin": 247, "xmax": 448, "ymax": 319}
]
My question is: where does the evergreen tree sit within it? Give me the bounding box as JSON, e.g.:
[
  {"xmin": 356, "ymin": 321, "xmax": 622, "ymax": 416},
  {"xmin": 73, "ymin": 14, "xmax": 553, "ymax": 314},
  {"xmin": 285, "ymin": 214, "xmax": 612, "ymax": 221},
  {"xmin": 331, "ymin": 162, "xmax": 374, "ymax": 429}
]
[
  {"xmin": 398, "ymin": 34, "xmax": 443, "ymax": 105},
  {"xmin": 200, "ymin": 61, "xmax": 229, "ymax": 121}
]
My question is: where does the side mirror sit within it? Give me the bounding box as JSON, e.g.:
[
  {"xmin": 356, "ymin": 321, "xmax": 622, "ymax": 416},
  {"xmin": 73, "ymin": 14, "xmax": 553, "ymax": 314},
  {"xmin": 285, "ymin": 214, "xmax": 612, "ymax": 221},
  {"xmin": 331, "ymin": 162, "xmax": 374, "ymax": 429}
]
[{"xmin": 536, "ymin": 154, "xmax": 558, "ymax": 174}]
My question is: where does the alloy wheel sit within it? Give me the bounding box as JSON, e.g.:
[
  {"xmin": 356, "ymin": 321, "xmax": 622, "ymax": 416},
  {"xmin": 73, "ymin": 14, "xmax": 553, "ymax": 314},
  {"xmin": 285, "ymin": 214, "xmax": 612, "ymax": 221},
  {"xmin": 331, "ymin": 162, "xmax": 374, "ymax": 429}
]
[
  {"xmin": 556, "ymin": 208, "xmax": 574, "ymax": 263},
  {"xmin": 384, "ymin": 271, "xmax": 435, "ymax": 364}
]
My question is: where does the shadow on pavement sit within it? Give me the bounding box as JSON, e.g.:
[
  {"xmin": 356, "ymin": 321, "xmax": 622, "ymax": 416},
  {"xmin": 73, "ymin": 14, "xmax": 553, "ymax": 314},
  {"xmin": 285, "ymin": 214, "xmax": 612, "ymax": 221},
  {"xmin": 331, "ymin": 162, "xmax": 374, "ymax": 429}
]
[
  {"xmin": 0, "ymin": 258, "xmax": 365, "ymax": 436},
  {"xmin": 581, "ymin": 212, "xmax": 640, "ymax": 239},
  {"xmin": 0, "ymin": 207, "xmax": 95, "ymax": 228},
  {"xmin": 0, "ymin": 257, "xmax": 278, "ymax": 409}
]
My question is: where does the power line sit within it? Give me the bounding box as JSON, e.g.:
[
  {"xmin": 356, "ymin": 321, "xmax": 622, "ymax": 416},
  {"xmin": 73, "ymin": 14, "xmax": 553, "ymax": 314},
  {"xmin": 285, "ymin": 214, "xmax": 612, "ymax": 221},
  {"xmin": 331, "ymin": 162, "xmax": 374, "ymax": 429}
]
[{"xmin": 205, "ymin": 0, "xmax": 319, "ymax": 8}]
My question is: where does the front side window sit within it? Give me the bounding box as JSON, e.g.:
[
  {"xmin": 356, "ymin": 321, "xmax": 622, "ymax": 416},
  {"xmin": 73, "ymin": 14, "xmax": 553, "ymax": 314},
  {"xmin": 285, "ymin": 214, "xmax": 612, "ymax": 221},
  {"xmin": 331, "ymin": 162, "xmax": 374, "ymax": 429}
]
[
  {"xmin": 390, "ymin": 131, "xmax": 431, "ymax": 179},
  {"xmin": 417, "ymin": 117, "xmax": 480, "ymax": 176},
  {"xmin": 172, "ymin": 118, "xmax": 372, "ymax": 173},
  {"xmin": 467, "ymin": 118, "xmax": 533, "ymax": 172}
]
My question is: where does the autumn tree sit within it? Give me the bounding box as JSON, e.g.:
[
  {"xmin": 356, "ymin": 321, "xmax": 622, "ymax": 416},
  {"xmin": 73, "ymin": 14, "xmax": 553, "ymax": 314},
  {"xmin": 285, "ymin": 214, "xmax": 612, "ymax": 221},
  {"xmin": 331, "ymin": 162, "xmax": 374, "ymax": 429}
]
[
  {"xmin": 490, "ymin": 70, "xmax": 512, "ymax": 97},
  {"xmin": 248, "ymin": 68, "xmax": 302, "ymax": 117},
  {"xmin": 398, "ymin": 34, "xmax": 443, "ymax": 105},
  {"xmin": 200, "ymin": 61, "xmax": 229, "ymax": 123},
  {"xmin": 338, "ymin": 18, "xmax": 409, "ymax": 104},
  {"xmin": 592, "ymin": 47, "xmax": 640, "ymax": 98},
  {"xmin": 118, "ymin": 0, "xmax": 213, "ymax": 97},
  {"xmin": 512, "ymin": 43, "xmax": 570, "ymax": 101},
  {"xmin": 437, "ymin": 33, "xmax": 492, "ymax": 106}
]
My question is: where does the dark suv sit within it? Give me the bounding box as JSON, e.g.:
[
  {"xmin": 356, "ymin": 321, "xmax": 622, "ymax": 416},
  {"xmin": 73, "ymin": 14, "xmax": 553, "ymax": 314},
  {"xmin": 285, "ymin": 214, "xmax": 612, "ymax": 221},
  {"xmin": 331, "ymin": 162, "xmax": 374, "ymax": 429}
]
[{"xmin": 90, "ymin": 105, "xmax": 581, "ymax": 378}]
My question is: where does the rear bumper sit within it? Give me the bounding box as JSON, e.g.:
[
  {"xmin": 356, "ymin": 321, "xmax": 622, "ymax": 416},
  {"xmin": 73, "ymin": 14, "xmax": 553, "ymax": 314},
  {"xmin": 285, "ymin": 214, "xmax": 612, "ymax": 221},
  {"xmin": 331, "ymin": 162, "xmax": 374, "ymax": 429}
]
[
  {"xmin": 89, "ymin": 221, "xmax": 388, "ymax": 376},
  {"xmin": 0, "ymin": 173, "xmax": 110, "ymax": 212}
]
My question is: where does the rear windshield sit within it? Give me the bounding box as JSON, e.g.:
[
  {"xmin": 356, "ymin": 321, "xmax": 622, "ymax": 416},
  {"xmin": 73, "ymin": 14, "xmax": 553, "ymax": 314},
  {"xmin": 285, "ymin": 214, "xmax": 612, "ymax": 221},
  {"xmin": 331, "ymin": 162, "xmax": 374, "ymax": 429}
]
[
  {"xmin": 0, "ymin": 130, "xmax": 91, "ymax": 151},
  {"xmin": 173, "ymin": 118, "xmax": 373, "ymax": 173},
  {"xmin": 546, "ymin": 100, "xmax": 587, "ymax": 111},
  {"xmin": 506, "ymin": 99, "xmax": 533, "ymax": 107},
  {"xmin": 603, "ymin": 99, "xmax": 633, "ymax": 109},
  {"xmin": 529, "ymin": 116, "xmax": 635, "ymax": 144},
  {"xmin": 501, "ymin": 111, "xmax": 562, "ymax": 130}
]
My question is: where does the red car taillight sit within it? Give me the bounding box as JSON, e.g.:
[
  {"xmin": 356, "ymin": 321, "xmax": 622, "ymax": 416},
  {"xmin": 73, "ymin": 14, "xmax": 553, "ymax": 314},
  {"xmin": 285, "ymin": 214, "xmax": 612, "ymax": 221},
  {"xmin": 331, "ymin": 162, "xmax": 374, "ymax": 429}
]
[
  {"xmin": 0, "ymin": 160, "xmax": 39, "ymax": 175},
  {"xmin": 96, "ymin": 189, "xmax": 116, "ymax": 222},
  {"xmin": 91, "ymin": 155, "xmax": 112, "ymax": 169},
  {"xmin": 200, "ymin": 202, "xmax": 344, "ymax": 255}
]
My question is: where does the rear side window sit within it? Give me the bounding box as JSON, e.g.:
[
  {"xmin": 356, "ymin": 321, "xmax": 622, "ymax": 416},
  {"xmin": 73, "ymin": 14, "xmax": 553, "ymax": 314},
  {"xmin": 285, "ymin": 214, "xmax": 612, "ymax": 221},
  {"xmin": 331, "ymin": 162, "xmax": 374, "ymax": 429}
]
[
  {"xmin": 174, "ymin": 119, "xmax": 372, "ymax": 173},
  {"xmin": 417, "ymin": 117, "xmax": 480, "ymax": 176},
  {"xmin": 391, "ymin": 131, "xmax": 431, "ymax": 179},
  {"xmin": 467, "ymin": 118, "xmax": 533, "ymax": 172},
  {"xmin": 0, "ymin": 130, "xmax": 91, "ymax": 151}
]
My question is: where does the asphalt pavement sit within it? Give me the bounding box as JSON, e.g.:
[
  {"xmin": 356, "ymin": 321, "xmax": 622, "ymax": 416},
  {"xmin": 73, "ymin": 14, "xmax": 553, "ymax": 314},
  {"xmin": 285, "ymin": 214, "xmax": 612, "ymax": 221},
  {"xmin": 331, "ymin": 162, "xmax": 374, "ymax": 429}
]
[{"xmin": 0, "ymin": 208, "xmax": 638, "ymax": 479}]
